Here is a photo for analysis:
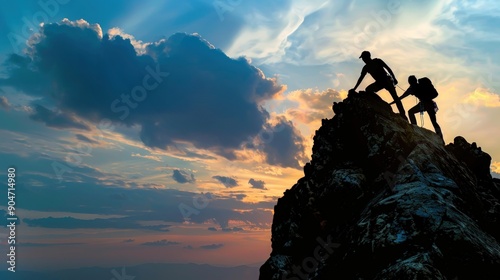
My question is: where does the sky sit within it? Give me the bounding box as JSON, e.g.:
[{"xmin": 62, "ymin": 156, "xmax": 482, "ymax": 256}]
[{"xmin": 0, "ymin": 0, "xmax": 499, "ymax": 273}]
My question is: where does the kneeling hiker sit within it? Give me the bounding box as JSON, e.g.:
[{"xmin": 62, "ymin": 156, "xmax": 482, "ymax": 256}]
[
  {"xmin": 352, "ymin": 51, "xmax": 408, "ymax": 120},
  {"xmin": 392, "ymin": 75, "xmax": 443, "ymax": 139}
]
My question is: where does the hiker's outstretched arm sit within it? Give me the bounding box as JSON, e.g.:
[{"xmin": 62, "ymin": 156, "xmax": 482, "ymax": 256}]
[
  {"xmin": 399, "ymin": 88, "xmax": 412, "ymax": 100},
  {"xmin": 389, "ymin": 88, "xmax": 412, "ymax": 104},
  {"xmin": 353, "ymin": 68, "xmax": 367, "ymax": 91},
  {"xmin": 380, "ymin": 60, "xmax": 398, "ymax": 84}
]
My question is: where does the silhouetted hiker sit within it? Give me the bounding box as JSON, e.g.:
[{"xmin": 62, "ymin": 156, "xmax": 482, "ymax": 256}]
[
  {"xmin": 352, "ymin": 51, "xmax": 408, "ymax": 120},
  {"xmin": 391, "ymin": 75, "xmax": 444, "ymax": 140}
]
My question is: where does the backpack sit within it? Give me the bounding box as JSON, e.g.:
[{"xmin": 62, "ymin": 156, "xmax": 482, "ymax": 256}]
[{"xmin": 418, "ymin": 77, "xmax": 439, "ymax": 100}]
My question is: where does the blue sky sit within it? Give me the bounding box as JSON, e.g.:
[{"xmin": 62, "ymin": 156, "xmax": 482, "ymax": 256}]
[{"xmin": 0, "ymin": 0, "xmax": 499, "ymax": 271}]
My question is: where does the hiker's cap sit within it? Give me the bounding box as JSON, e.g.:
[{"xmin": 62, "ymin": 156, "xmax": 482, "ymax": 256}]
[{"xmin": 359, "ymin": 51, "xmax": 371, "ymax": 59}]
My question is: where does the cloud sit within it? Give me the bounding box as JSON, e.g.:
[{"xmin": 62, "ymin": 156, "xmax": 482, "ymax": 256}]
[
  {"xmin": 285, "ymin": 88, "xmax": 340, "ymax": 124},
  {"xmin": 212, "ymin": 208, "xmax": 272, "ymax": 230},
  {"xmin": 75, "ymin": 134, "xmax": 99, "ymax": 144},
  {"xmin": 257, "ymin": 117, "xmax": 308, "ymax": 169},
  {"xmin": 213, "ymin": 175, "xmax": 238, "ymax": 188},
  {"xmin": 248, "ymin": 178, "xmax": 267, "ymax": 190},
  {"xmin": 107, "ymin": 27, "xmax": 148, "ymax": 54},
  {"xmin": 464, "ymin": 88, "xmax": 500, "ymax": 107},
  {"xmin": 0, "ymin": 96, "xmax": 11, "ymax": 110},
  {"xmin": 208, "ymin": 227, "xmax": 218, "ymax": 231},
  {"xmin": 223, "ymin": 0, "xmax": 500, "ymax": 98},
  {"xmin": 122, "ymin": 239, "xmax": 135, "ymax": 243},
  {"xmin": 0, "ymin": 19, "xmax": 293, "ymax": 165},
  {"xmin": 234, "ymin": 194, "xmax": 247, "ymax": 200},
  {"xmin": 492, "ymin": 161, "xmax": 500, "ymax": 175},
  {"xmin": 23, "ymin": 216, "xmax": 171, "ymax": 232},
  {"xmin": 172, "ymin": 169, "xmax": 195, "ymax": 184},
  {"xmin": 0, "ymin": 153, "xmax": 274, "ymax": 230},
  {"xmin": 29, "ymin": 104, "xmax": 90, "ymax": 130},
  {"xmin": 140, "ymin": 239, "xmax": 181, "ymax": 246},
  {"xmin": 20, "ymin": 242, "xmax": 85, "ymax": 247},
  {"xmin": 225, "ymin": 0, "xmax": 328, "ymax": 63},
  {"xmin": 221, "ymin": 227, "xmax": 243, "ymax": 232},
  {"xmin": 200, "ymin": 243, "xmax": 224, "ymax": 250},
  {"xmin": 131, "ymin": 153, "xmax": 162, "ymax": 162}
]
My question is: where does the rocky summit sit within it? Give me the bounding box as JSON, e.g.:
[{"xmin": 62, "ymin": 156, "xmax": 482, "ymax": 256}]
[{"xmin": 259, "ymin": 91, "xmax": 500, "ymax": 280}]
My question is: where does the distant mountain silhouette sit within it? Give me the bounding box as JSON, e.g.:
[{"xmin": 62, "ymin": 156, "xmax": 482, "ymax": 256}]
[
  {"xmin": 260, "ymin": 91, "xmax": 500, "ymax": 279},
  {"xmin": 0, "ymin": 263, "xmax": 259, "ymax": 280}
]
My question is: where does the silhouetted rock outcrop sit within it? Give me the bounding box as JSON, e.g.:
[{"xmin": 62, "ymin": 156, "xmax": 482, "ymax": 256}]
[{"xmin": 260, "ymin": 91, "xmax": 500, "ymax": 279}]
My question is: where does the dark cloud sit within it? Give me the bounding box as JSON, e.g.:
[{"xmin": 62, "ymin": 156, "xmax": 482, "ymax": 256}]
[
  {"xmin": 258, "ymin": 117, "xmax": 308, "ymax": 169},
  {"xmin": 172, "ymin": 169, "xmax": 195, "ymax": 184},
  {"xmin": 200, "ymin": 243, "xmax": 224, "ymax": 250},
  {"xmin": 75, "ymin": 134, "xmax": 98, "ymax": 144},
  {"xmin": 0, "ymin": 96, "xmax": 11, "ymax": 110},
  {"xmin": 208, "ymin": 227, "xmax": 218, "ymax": 231},
  {"xmin": 29, "ymin": 104, "xmax": 90, "ymax": 130},
  {"xmin": 0, "ymin": 19, "xmax": 306, "ymax": 167},
  {"xmin": 248, "ymin": 178, "xmax": 267, "ymax": 190},
  {"xmin": 234, "ymin": 194, "xmax": 247, "ymax": 200},
  {"xmin": 122, "ymin": 239, "xmax": 135, "ymax": 243},
  {"xmin": 213, "ymin": 175, "xmax": 238, "ymax": 188},
  {"xmin": 140, "ymin": 239, "xmax": 181, "ymax": 246},
  {"xmin": 0, "ymin": 54, "xmax": 51, "ymax": 96}
]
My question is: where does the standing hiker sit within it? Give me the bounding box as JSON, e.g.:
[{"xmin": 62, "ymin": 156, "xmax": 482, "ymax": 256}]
[
  {"xmin": 391, "ymin": 75, "xmax": 444, "ymax": 140},
  {"xmin": 351, "ymin": 51, "xmax": 407, "ymax": 120}
]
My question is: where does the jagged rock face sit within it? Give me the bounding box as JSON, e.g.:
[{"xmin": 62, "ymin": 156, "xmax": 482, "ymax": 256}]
[{"xmin": 260, "ymin": 92, "xmax": 500, "ymax": 280}]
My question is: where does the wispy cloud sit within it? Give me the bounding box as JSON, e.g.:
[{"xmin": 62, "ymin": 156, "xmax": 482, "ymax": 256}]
[
  {"xmin": 131, "ymin": 153, "xmax": 163, "ymax": 162},
  {"xmin": 226, "ymin": 0, "xmax": 329, "ymax": 63},
  {"xmin": 0, "ymin": 96, "xmax": 11, "ymax": 110},
  {"xmin": 122, "ymin": 239, "xmax": 135, "ymax": 243},
  {"xmin": 23, "ymin": 216, "xmax": 171, "ymax": 232},
  {"xmin": 464, "ymin": 88, "xmax": 500, "ymax": 107},
  {"xmin": 75, "ymin": 134, "xmax": 99, "ymax": 144},
  {"xmin": 29, "ymin": 104, "xmax": 90, "ymax": 130},
  {"xmin": 221, "ymin": 227, "xmax": 243, "ymax": 232},
  {"xmin": 200, "ymin": 243, "xmax": 224, "ymax": 250},
  {"xmin": 0, "ymin": 153, "xmax": 274, "ymax": 230},
  {"xmin": 20, "ymin": 242, "xmax": 86, "ymax": 247},
  {"xmin": 140, "ymin": 239, "xmax": 181, "ymax": 246}
]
